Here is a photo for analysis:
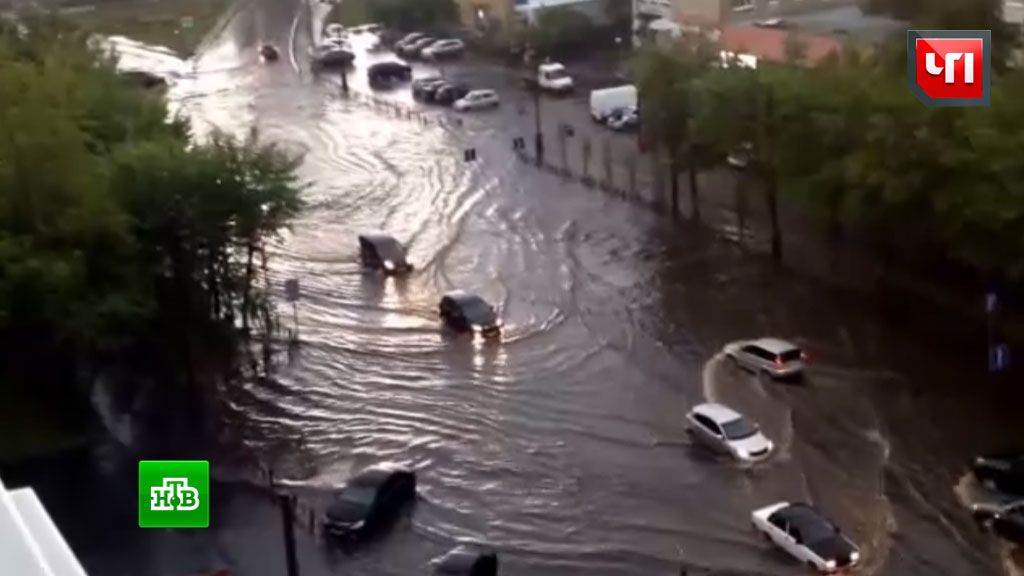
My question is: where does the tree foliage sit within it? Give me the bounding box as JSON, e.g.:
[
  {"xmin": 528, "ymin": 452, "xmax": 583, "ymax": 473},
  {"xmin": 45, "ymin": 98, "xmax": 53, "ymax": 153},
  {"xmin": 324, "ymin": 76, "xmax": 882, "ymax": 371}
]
[
  {"xmin": 0, "ymin": 19, "xmax": 303, "ymax": 453},
  {"xmin": 637, "ymin": 38, "xmax": 1024, "ymax": 283}
]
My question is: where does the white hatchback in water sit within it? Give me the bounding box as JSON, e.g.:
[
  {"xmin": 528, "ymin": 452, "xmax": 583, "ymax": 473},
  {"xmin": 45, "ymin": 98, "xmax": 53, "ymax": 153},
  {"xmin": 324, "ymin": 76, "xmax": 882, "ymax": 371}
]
[
  {"xmin": 724, "ymin": 337, "xmax": 807, "ymax": 379},
  {"xmin": 686, "ymin": 402, "xmax": 774, "ymax": 463}
]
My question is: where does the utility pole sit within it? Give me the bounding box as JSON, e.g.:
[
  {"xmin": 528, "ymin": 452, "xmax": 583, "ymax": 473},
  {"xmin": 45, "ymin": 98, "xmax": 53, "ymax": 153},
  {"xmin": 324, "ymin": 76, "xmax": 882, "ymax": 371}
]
[
  {"xmin": 534, "ymin": 88, "xmax": 544, "ymax": 165},
  {"xmin": 278, "ymin": 493, "xmax": 300, "ymax": 576}
]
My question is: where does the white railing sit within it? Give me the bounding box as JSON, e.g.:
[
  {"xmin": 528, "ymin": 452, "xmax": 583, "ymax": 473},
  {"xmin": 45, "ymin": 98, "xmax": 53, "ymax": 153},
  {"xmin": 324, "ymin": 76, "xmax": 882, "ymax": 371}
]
[{"xmin": 0, "ymin": 476, "xmax": 88, "ymax": 576}]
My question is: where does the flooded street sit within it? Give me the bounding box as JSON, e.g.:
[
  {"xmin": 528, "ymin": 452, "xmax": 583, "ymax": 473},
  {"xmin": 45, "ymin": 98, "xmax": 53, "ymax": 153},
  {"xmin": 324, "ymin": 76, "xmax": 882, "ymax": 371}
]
[{"xmin": 43, "ymin": 0, "xmax": 1023, "ymax": 574}]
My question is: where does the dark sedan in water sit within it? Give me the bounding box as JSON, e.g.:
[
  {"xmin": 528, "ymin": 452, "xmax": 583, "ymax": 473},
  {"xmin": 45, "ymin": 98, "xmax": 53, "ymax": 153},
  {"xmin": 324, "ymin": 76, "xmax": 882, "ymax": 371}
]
[
  {"xmin": 439, "ymin": 291, "xmax": 501, "ymax": 337},
  {"xmin": 323, "ymin": 466, "xmax": 417, "ymax": 538},
  {"xmin": 358, "ymin": 232, "xmax": 412, "ymax": 274},
  {"xmin": 973, "ymin": 453, "xmax": 1024, "ymax": 495}
]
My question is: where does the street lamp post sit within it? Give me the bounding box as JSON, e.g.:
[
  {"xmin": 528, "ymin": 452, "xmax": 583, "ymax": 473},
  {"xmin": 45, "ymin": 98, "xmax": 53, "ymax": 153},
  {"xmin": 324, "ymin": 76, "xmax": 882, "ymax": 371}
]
[{"xmin": 525, "ymin": 46, "xmax": 545, "ymax": 165}]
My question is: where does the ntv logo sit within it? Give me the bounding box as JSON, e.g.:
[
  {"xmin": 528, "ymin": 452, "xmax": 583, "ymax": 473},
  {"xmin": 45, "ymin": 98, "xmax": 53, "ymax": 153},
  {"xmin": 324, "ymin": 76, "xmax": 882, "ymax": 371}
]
[
  {"xmin": 150, "ymin": 478, "xmax": 200, "ymax": 511},
  {"xmin": 139, "ymin": 460, "xmax": 209, "ymax": 528},
  {"xmin": 908, "ymin": 30, "xmax": 991, "ymax": 107}
]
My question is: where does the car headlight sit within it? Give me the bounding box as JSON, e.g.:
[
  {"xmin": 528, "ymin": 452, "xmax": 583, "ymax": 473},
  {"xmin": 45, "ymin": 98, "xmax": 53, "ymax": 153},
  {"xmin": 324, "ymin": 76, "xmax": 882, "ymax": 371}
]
[
  {"xmin": 383, "ymin": 260, "xmax": 395, "ymax": 271},
  {"xmin": 850, "ymin": 551, "xmax": 860, "ymax": 562},
  {"xmin": 351, "ymin": 520, "xmax": 365, "ymax": 530},
  {"xmin": 735, "ymin": 449, "xmax": 749, "ymax": 459},
  {"xmin": 825, "ymin": 559, "xmax": 836, "ymax": 570}
]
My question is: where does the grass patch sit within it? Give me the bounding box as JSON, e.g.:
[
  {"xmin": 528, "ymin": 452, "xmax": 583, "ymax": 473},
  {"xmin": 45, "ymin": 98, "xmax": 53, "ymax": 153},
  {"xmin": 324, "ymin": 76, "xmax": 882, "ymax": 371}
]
[
  {"xmin": 325, "ymin": 0, "xmax": 371, "ymax": 26},
  {"xmin": 68, "ymin": 0, "xmax": 231, "ymax": 57}
]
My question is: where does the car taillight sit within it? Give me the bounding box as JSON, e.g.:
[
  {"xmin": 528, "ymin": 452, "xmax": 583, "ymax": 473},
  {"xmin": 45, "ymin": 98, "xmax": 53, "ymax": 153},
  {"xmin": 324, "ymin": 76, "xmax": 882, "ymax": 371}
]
[{"xmin": 774, "ymin": 357, "xmax": 783, "ymax": 367}]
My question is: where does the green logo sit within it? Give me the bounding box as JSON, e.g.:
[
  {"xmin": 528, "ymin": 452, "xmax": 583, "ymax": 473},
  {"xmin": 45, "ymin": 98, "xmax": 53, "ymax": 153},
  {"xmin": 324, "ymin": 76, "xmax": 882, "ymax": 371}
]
[{"xmin": 138, "ymin": 460, "xmax": 209, "ymax": 528}]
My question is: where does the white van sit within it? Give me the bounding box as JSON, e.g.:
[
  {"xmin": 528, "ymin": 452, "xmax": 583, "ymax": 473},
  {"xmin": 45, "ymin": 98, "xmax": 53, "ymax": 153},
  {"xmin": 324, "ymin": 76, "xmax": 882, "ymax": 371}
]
[{"xmin": 589, "ymin": 85, "xmax": 637, "ymax": 122}]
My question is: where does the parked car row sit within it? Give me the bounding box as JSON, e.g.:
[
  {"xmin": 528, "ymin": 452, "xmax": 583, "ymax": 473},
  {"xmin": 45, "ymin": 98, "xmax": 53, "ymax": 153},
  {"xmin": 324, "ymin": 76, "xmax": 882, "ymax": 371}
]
[
  {"xmin": 394, "ymin": 32, "xmax": 465, "ymax": 60},
  {"xmin": 410, "ymin": 75, "xmax": 499, "ymax": 112}
]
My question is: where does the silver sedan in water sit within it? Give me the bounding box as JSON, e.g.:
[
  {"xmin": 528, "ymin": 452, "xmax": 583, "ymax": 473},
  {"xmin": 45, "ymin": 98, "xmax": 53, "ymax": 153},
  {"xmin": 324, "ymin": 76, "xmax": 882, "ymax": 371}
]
[{"xmin": 686, "ymin": 402, "xmax": 774, "ymax": 463}]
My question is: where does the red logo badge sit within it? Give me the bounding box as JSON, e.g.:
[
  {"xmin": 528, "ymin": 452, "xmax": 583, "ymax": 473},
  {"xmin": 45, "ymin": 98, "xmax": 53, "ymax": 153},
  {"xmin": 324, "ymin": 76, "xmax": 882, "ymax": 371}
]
[{"xmin": 907, "ymin": 31, "xmax": 990, "ymax": 107}]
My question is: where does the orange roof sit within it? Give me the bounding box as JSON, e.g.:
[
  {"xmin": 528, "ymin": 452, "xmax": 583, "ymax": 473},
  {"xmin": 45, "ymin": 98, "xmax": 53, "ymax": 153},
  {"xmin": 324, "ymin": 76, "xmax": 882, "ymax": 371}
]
[{"xmin": 717, "ymin": 25, "xmax": 842, "ymax": 65}]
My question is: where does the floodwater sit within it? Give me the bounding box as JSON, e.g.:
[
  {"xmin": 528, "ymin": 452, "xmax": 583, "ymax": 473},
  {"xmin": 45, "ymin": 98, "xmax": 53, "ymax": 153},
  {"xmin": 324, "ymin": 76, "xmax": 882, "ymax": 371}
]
[{"xmin": 18, "ymin": 0, "xmax": 1024, "ymax": 574}]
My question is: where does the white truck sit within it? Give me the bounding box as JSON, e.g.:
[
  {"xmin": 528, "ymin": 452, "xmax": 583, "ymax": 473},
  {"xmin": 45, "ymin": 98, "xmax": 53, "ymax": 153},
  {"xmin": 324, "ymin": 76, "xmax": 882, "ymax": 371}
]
[
  {"xmin": 589, "ymin": 84, "xmax": 637, "ymax": 122},
  {"xmin": 523, "ymin": 62, "xmax": 574, "ymax": 93}
]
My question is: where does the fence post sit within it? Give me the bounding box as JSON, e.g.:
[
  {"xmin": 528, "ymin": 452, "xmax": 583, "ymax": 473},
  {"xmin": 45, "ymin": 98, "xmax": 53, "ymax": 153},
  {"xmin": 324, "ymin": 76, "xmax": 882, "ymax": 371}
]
[
  {"xmin": 602, "ymin": 139, "xmax": 613, "ymax": 191},
  {"xmin": 627, "ymin": 154, "xmax": 637, "ymax": 199},
  {"xmin": 581, "ymin": 137, "xmax": 592, "ymax": 182}
]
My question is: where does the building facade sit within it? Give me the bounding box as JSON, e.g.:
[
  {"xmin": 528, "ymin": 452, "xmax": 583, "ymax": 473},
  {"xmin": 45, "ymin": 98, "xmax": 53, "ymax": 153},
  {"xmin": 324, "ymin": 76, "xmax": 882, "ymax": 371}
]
[{"xmin": 674, "ymin": 0, "xmax": 860, "ymax": 27}]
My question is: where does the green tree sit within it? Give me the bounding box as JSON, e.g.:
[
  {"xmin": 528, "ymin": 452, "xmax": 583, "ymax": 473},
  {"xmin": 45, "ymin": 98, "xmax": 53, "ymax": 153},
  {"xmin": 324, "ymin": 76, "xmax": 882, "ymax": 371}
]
[
  {"xmin": 0, "ymin": 19, "xmax": 304, "ymax": 456},
  {"xmin": 637, "ymin": 40, "xmax": 716, "ymax": 220}
]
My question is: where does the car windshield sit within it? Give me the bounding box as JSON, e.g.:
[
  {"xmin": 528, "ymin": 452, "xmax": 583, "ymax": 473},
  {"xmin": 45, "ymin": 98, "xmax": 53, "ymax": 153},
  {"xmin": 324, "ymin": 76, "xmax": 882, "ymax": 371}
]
[
  {"xmin": 721, "ymin": 417, "xmax": 758, "ymax": 440},
  {"xmin": 780, "ymin": 349, "xmax": 802, "ymax": 362},
  {"xmin": 340, "ymin": 484, "xmax": 378, "ymax": 505},
  {"xmin": 462, "ymin": 298, "xmax": 495, "ymax": 323}
]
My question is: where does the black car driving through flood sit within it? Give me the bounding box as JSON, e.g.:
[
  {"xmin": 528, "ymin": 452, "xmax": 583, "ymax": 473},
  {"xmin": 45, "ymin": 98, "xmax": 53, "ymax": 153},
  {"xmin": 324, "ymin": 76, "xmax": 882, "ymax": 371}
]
[
  {"xmin": 433, "ymin": 545, "xmax": 499, "ymax": 576},
  {"xmin": 323, "ymin": 466, "xmax": 417, "ymax": 538},
  {"xmin": 972, "ymin": 500, "xmax": 1024, "ymax": 544},
  {"xmin": 439, "ymin": 291, "xmax": 501, "ymax": 336},
  {"xmin": 359, "ymin": 233, "xmax": 412, "ymax": 274},
  {"xmin": 368, "ymin": 61, "xmax": 412, "ymax": 88},
  {"xmin": 973, "ymin": 452, "xmax": 1024, "ymax": 495}
]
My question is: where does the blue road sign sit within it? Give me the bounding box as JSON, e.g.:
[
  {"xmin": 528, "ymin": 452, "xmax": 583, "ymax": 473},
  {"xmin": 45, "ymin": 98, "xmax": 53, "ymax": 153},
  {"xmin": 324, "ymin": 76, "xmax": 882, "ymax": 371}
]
[{"xmin": 989, "ymin": 343, "xmax": 1011, "ymax": 372}]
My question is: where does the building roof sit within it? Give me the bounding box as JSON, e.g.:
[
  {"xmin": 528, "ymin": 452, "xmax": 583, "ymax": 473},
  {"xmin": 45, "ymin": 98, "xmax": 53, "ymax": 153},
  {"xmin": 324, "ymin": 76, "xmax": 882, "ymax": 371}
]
[
  {"xmin": 717, "ymin": 25, "xmax": 842, "ymax": 65},
  {"xmin": 736, "ymin": 5, "xmax": 907, "ymax": 42}
]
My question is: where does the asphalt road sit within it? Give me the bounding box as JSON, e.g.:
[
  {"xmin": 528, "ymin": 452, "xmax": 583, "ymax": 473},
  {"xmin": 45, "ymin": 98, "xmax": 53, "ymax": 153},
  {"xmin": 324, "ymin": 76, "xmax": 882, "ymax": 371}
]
[{"xmin": 26, "ymin": 2, "xmax": 1024, "ymax": 575}]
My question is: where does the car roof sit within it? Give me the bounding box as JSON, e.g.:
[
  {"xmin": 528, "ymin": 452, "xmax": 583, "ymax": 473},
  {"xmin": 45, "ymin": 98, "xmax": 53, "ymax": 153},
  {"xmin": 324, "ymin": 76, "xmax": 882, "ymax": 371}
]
[
  {"xmin": 348, "ymin": 466, "xmax": 410, "ymax": 487},
  {"xmin": 770, "ymin": 503, "xmax": 833, "ymax": 529},
  {"xmin": 749, "ymin": 338, "xmax": 800, "ymax": 354},
  {"xmin": 443, "ymin": 290, "xmax": 488, "ymax": 304},
  {"xmin": 691, "ymin": 402, "xmax": 744, "ymax": 424},
  {"xmin": 468, "ymin": 89, "xmax": 494, "ymax": 96}
]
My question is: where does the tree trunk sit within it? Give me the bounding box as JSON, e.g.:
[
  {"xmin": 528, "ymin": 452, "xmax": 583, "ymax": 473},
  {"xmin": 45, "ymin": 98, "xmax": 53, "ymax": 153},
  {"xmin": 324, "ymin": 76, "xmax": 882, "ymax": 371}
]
[
  {"xmin": 242, "ymin": 242, "xmax": 254, "ymax": 335},
  {"xmin": 827, "ymin": 188, "xmax": 843, "ymax": 272},
  {"xmin": 765, "ymin": 175, "xmax": 783, "ymax": 263},
  {"xmin": 669, "ymin": 158, "xmax": 680, "ymax": 217},
  {"xmin": 687, "ymin": 156, "xmax": 700, "ymax": 223},
  {"xmin": 735, "ymin": 174, "xmax": 747, "ymax": 248}
]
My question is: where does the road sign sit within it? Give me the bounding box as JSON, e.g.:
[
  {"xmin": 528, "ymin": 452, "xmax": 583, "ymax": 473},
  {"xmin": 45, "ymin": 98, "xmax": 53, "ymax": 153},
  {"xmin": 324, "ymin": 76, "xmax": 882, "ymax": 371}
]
[
  {"xmin": 985, "ymin": 291, "xmax": 998, "ymax": 314},
  {"xmin": 989, "ymin": 343, "xmax": 1011, "ymax": 372},
  {"xmin": 285, "ymin": 278, "xmax": 300, "ymax": 302}
]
